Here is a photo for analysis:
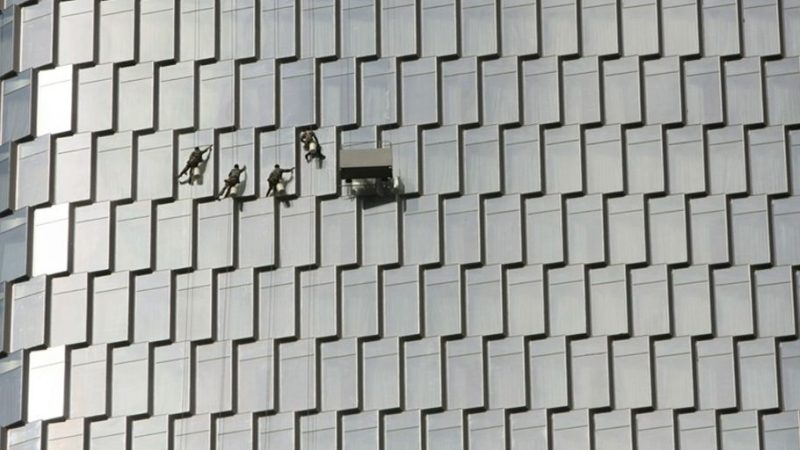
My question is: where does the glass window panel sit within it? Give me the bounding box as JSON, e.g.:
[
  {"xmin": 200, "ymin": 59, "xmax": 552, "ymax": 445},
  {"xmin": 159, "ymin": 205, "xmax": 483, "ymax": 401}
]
[
  {"xmin": 28, "ymin": 346, "xmax": 65, "ymax": 421},
  {"xmin": 99, "ymin": 0, "xmax": 135, "ymax": 63},
  {"xmin": 200, "ymin": 60, "xmax": 235, "ymax": 129},
  {"xmin": 446, "ymin": 338, "xmax": 484, "ymax": 408},
  {"xmin": 137, "ymin": 131, "xmax": 174, "ymax": 201},
  {"xmin": 626, "ymin": 125, "xmax": 664, "ymax": 194},
  {"xmin": 444, "ymin": 195, "xmax": 481, "ymax": 264},
  {"xmin": 503, "ymin": 126, "xmax": 541, "ymax": 194},
  {"xmin": 2, "ymin": 70, "xmax": 33, "ymax": 143},
  {"xmin": 134, "ymin": 271, "xmax": 171, "ymax": 343},
  {"xmin": 465, "ymin": 265, "xmax": 503, "ymax": 335},
  {"xmin": 585, "ymin": 126, "xmax": 623, "ymax": 194},
  {"xmin": 74, "ymin": 202, "xmax": 111, "ymax": 273},
  {"xmin": 383, "ymin": 266, "xmax": 421, "ymax": 337},
  {"xmin": 603, "ymin": 56, "xmax": 641, "ymax": 124},
  {"xmin": 644, "ymin": 57, "xmax": 683, "ymax": 124},
  {"xmin": 32, "ymin": 203, "xmax": 69, "ymax": 276},
  {"xmin": 54, "ymin": 133, "xmax": 92, "ymax": 203},
  {"xmin": 381, "ymin": 0, "xmax": 416, "ymax": 56},
  {"xmin": 321, "ymin": 58, "xmax": 356, "ymax": 126},
  {"xmin": 11, "ymin": 276, "xmax": 46, "ymax": 351},
  {"xmin": 362, "ymin": 199, "xmax": 398, "ymax": 265},
  {"xmin": 522, "ymin": 57, "xmax": 560, "ymax": 125},
  {"xmin": 159, "ymin": 62, "xmax": 196, "ymax": 130},
  {"xmin": 483, "ymin": 57, "xmax": 519, "ymax": 124},
  {"xmin": 403, "ymin": 195, "xmax": 440, "ymax": 265},
  {"xmin": 176, "ymin": 132, "xmax": 215, "ymax": 199},
  {"xmin": 321, "ymin": 197, "xmax": 357, "ymax": 266},
  {"xmin": 702, "ymin": 0, "xmax": 740, "ymax": 55},
  {"xmin": 422, "ymin": 0, "xmax": 457, "ymax": 56},
  {"xmin": 582, "ymin": 0, "xmax": 618, "ymax": 55},
  {"xmin": 525, "ymin": 195, "xmax": 564, "ymax": 264},
  {"xmin": 441, "ymin": 58, "xmax": 478, "ymax": 125},
  {"xmin": 541, "ymin": 0, "xmax": 578, "ymax": 55},
  {"xmin": 621, "ymin": 0, "xmax": 658, "ymax": 55},
  {"xmin": 547, "ymin": 280, "xmax": 593, "ymax": 330},
  {"xmin": 502, "ymin": 0, "xmax": 536, "ymax": 55},
  {"xmin": 195, "ymin": 341, "xmax": 234, "ymax": 414},
  {"xmin": 217, "ymin": 270, "xmax": 254, "ymax": 340},
  {"xmin": 423, "ymin": 126, "xmax": 459, "ymax": 194},
  {"xmin": 725, "ymin": 57, "xmax": 764, "ymax": 125},
  {"xmin": 153, "ymin": 342, "xmax": 191, "ymax": 415},
  {"xmin": 321, "ymin": 339, "xmax": 358, "ymax": 410},
  {"xmin": 301, "ymin": 0, "xmax": 335, "ymax": 57},
  {"xmin": 463, "ymin": 127, "xmax": 499, "ymax": 194},
  {"xmin": 50, "ymin": 275, "xmax": 88, "ymax": 346},
  {"xmin": 684, "ymin": 57, "xmax": 723, "ymax": 125},
  {"xmin": 260, "ymin": 129, "xmax": 296, "ymax": 197},
  {"xmin": 240, "ymin": 60, "xmax": 275, "ymax": 129},
  {"xmin": 197, "ymin": 201, "xmax": 235, "ymax": 269},
  {"xmin": 280, "ymin": 59, "xmax": 315, "ymax": 127},
  {"xmin": 383, "ymin": 126, "xmax": 417, "ymax": 193},
  {"xmin": 402, "ymin": 57, "xmax": 438, "ymax": 125},
  {"xmin": 661, "ymin": 0, "xmax": 699, "ymax": 55},
  {"xmin": 19, "ymin": 0, "xmax": 53, "ymax": 70},
  {"xmin": 462, "ymin": 0, "xmax": 496, "ymax": 56},
  {"xmin": 220, "ymin": 0, "xmax": 255, "ymax": 59},
  {"xmin": 118, "ymin": 63, "xmax": 155, "ymax": 131},
  {"xmin": 58, "ymin": 0, "xmax": 94, "ymax": 65},
  {"xmin": 742, "ymin": 0, "xmax": 781, "ymax": 56},
  {"xmin": 115, "ymin": 201, "xmax": 152, "ymax": 271},
  {"xmin": 96, "ymin": 132, "xmax": 133, "ymax": 201},
  {"xmin": 77, "ymin": 64, "xmax": 113, "ymax": 132},
  {"xmin": 341, "ymin": 0, "xmax": 375, "ymax": 57},
  {"xmin": 765, "ymin": 58, "xmax": 800, "ymax": 125},
  {"xmin": 217, "ymin": 130, "xmax": 254, "ymax": 197},
  {"xmin": 237, "ymin": 340, "xmax": 273, "ymax": 412},
  {"xmin": 362, "ymin": 59, "xmax": 397, "ymax": 126},
  {"xmin": 112, "ymin": 343, "xmax": 149, "ymax": 416},
  {"xmin": 279, "ymin": 339, "xmax": 316, "ymax": 411},
  {"xmin": 0, "ymin": 209, "xmax": 28, "ymax": 282},
  {"xmin": 562, "ymin": 57, "xmax": 600, "ymax": 125},
  {"xmin": 15, "ymin": 135, "xmax": 50, "ymax": 208},
  {"xmin": 156, "ymin": 200, "xmax": 193, "ymax": 270},
  {"xmin": 484, "ymin": 196, "xmax": 522, "ymax": 264},
  {"xmin": 140, "ymin": 0, "xmax": 175, "ymax": 62},
  {"xmin": 544, "ymin": 125, "xmax": 582, "ymax": 194},
  {"xmin": 92, "ymin": 272, "xmax": 131, "ymax": 344},
  {"xmin": 0, "ymin": 8, "xmax": 18, "ymax": 77},
  {"xmin": 174, "ymin": 416, "xmax": 211, "ymax": 450},
  {"xmin": 181, "ymin": 0, "xmax": 217, "ymax": 61},
  {"xmin": 261, "ymin": 0, "xmax": 295, "ymax": 58}
]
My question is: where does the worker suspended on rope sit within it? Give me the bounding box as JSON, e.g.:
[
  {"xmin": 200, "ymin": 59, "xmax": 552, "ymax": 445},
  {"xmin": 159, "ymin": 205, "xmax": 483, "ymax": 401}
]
[
  {"xmin": 300, "ymin": 130, "xmax": 325, "ymax": 163},
  {"xmin": 217, "ymin": 164, "xmax": 246, "ymax": 200},
  {"xmin": 176, "ymin": 145, "xmax": 212, "ymax": 184},
  {"xmin": 266, "ymin": 164, "xmax": 294, "ymax": 197}
]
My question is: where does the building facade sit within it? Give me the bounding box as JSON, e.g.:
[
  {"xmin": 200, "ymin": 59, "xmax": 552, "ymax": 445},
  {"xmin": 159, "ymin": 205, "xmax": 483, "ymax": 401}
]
[{"xmin": 1, "ymin": 0, "xmax": 800, "ymax": 448}]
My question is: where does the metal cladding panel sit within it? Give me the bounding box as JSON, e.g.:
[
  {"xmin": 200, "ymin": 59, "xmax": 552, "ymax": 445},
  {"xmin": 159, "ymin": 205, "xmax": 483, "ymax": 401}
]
[{"xmin": 0, "ymin": 2, "xmax": 798, "ymax": 449}]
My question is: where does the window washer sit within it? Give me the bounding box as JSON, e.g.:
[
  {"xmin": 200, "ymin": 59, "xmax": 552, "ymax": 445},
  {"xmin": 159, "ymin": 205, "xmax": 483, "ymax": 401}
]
[
  {"xmin": 217, "ymin": 164, "xmax": 246, "ymax": 200},
  {"xmin": 266, "ymin": 164, "xmax": 294, "ymax": 197},
  {"xmin": 300, "ymin": 130, "xmax": 325, "ymax": 163},
  {"xmin": 176, "ymin": 146, "xmax": 212, "ymax": 184}
]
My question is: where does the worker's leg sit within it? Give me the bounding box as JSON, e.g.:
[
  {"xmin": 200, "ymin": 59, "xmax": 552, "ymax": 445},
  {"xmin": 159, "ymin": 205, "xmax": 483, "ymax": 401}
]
[{"xmin": 177, "ymin": 164, "xmax": 191, "ymax": 178}]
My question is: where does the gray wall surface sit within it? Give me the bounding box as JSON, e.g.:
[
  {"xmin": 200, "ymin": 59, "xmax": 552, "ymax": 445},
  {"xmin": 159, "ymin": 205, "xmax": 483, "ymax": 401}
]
[{"xmin": 0, "ymin": 0, "xmax": 800, "ymax": 448}]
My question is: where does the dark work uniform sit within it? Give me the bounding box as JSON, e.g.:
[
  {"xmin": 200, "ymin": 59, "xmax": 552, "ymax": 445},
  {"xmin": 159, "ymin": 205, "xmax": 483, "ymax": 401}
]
[
  {"xmin": 301, "ymin": 131, "xmax": 325, "ymax": 163},
  {"xmin": 266, "ymin": 167, "xmax": 293, "ymax": 197},
  {"xmin": 177, "ymin": 147, "xmax": 210, "ymax": 183},
  {"xmin": 217, "ymin": 166, "xmax": 245, "ymax": 199}
]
